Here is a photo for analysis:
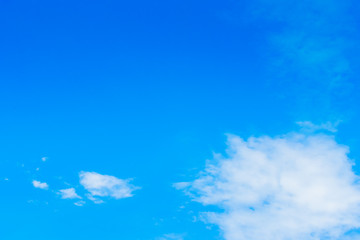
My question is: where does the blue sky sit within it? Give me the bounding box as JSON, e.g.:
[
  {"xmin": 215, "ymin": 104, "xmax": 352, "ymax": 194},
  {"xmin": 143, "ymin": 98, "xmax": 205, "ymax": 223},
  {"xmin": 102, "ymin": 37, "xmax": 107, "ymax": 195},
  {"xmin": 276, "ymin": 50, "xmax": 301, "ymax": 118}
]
[{"xmin": 1, "ymin": 0, "xmax": 360, "ymax": 239}]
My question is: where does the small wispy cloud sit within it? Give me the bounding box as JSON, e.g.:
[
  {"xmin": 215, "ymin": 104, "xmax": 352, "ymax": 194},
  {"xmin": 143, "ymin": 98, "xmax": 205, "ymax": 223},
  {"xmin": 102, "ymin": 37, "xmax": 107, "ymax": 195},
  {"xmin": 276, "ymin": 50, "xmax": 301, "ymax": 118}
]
[
  {"xmin": 177, "ymin": 132, "xmax": 360, "ymax": 240},
  {"xmin": 79, "ymin": 171, "xmax": 139, "ymax": 203},
  {"xmin": 156, "ymin": 233, "xmax": 185, "ymax": 240},
  {"xmin": 74, "ymin": 200, "xmax": 86, "ymax": 207},
  {"xmin": 296, "ymin": 120, "xmax": 341, "ymax": 132},
  {"xmin": 58, "ymin": 188, "xmax": 81, "ymax": 199},
  {"xmin": 86, "ymin": 193, "xmax": 104, "ymax": 204},
  {"xmin": 32, "ymin": 180, "xmax": 49, "ymax": 190}
]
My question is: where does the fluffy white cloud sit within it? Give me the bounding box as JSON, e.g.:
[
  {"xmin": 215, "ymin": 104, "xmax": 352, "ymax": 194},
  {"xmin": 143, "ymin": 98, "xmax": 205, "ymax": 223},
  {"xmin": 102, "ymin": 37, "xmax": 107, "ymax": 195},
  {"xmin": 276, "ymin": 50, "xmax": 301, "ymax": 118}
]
[
  {"xmin": 58, "ymin": 188, "xmax": 81, "ymax": 199},
  {"xmin": 177, "ymin": 133, "xmax": 360, "ymax": 240},
  {"xmin": 32, "ymin": 180, "xmax": 49, "ymax": 190},
  {"xmin": 79, "ymin": 171, "xmax": 139, "ymax": 202}
]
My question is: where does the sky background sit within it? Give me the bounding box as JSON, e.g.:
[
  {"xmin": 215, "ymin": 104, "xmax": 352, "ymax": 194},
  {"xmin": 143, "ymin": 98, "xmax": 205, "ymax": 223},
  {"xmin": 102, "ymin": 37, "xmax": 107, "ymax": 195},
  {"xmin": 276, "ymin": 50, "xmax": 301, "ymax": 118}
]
[{"xmin": 1, "ymin": 0, "xmax": 360, "ymax": 239}]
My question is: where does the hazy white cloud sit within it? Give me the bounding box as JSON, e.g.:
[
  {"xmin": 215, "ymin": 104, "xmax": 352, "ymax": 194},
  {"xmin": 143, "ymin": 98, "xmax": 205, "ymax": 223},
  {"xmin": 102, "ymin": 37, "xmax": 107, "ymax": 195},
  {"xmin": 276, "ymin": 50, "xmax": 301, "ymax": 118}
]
[
  {"xmin": 251, "ymin": 0, "xmax": 353, "ymax": 86},
  {"xmin": 58, "ymin": 188, "xmax": 81, "ymax": 199},
  {"xmin": 41, "ymin": 157, "xmax": 47, "ymax": 162},
  {"xmin": 177, "ymin": 132, "xmax": 360, "ymax": 240},
  {"xmin": 79, "ymin": 171, "xmax": 139, "ymax": 202},
  {"xmin": 173, "ymin": 182, "xmax": 191, "ymax": 189},
  {"xmin": 236, "ymin": 0, "xmax": 355, "ymax": 121},
  {"xmin": 32, "ymin": 180, "xmax": 49, "ymax": 190},
  {"xmin": 156, "ymin": 233, "xmax": 185, "ymax": 240},
  {"xmin": 296, "ymin": 120, "xmax": 340, "ymax": 132}
]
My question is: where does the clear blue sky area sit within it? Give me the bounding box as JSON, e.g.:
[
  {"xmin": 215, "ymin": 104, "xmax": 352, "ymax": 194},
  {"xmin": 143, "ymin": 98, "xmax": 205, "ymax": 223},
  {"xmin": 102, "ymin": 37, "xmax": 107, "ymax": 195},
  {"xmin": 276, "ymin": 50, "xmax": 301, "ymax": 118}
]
[{"xmin": 1, "ymin": 0, "xmax": 360, "ymax": 239}]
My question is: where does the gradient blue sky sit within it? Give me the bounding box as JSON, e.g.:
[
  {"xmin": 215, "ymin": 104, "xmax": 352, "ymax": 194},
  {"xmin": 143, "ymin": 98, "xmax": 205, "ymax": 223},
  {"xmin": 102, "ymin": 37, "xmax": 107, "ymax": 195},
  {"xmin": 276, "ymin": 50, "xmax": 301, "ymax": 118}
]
[{"xmin": 1, "ymin": 0, "xmax": 360, "ymax": 239}]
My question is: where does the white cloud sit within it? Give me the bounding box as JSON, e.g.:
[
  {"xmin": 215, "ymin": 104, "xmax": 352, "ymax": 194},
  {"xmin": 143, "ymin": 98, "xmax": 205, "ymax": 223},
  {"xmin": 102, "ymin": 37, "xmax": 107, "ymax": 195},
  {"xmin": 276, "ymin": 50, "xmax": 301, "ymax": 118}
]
[
  {"xmin": 32, "ymin": 180, "xmax": 49, "ymax": 190},
  {"xmin": 177, "ymin": 132, "xmax": 360, "ymax": 240},
  {"xmin": 296, "ymin": 120, "xmax": 340, "ymax": 133},
  {"xmin": 58, "ymin": 188, "xmax": 81, "ymax": 199},
  {"xmin": 86, "ymin": 193, "xmax": 104, "ymax": 204},
  {"xmin": 156, "ymin": 233, "xmax": 185, "ymax": 240},
  {"xmin": 79, "ymin": 171, "xmax": 139, "ymax": 202},
  {"xmin": 74, "ymin": 200, "xmax": 86, "ymax": 206},
  {"xmin": 41, "ymin": 157, "xmax": 47, "ymax": 162}
]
